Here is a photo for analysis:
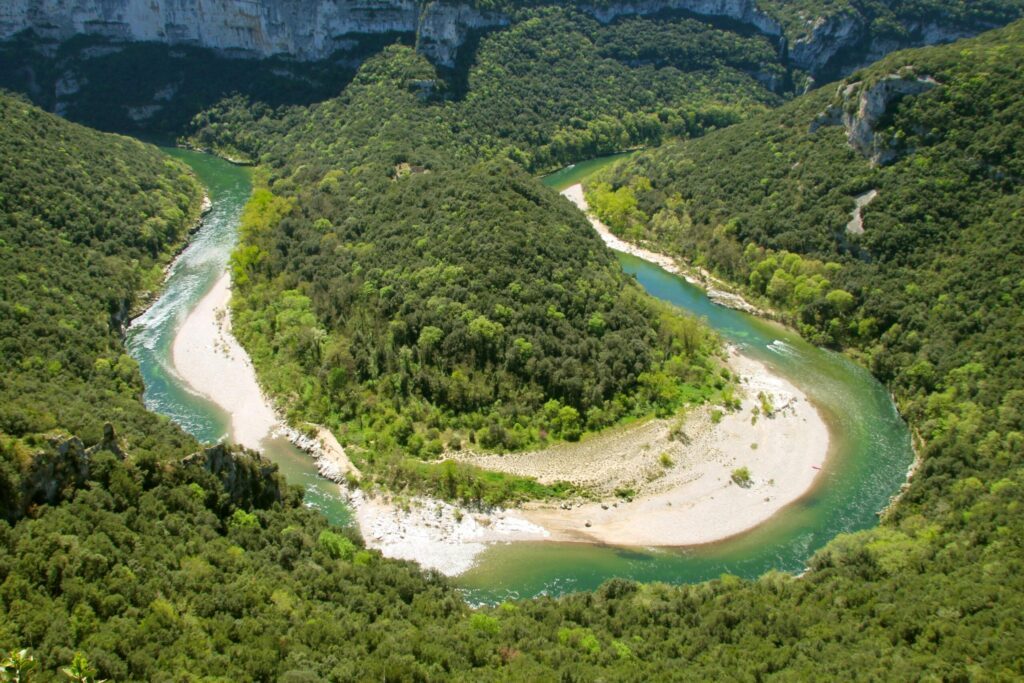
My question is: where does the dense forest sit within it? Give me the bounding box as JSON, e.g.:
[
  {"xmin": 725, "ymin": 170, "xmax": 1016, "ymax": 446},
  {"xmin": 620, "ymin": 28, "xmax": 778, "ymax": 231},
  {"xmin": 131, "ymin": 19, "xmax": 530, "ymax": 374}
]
[
  {"xmin": 0, "ymin": 91, "xmax": 204, "ymax": 516},
  {"xmin": 2, "ymin": 4, "xmax": 1024, "ymax": 681},
  {"xmin": 221, "ymin": 47, "xmax": 731, "ymax": 505},
  {"xmin": 453, "ymin": 8, "xmax": 784, "ymax": 170}
]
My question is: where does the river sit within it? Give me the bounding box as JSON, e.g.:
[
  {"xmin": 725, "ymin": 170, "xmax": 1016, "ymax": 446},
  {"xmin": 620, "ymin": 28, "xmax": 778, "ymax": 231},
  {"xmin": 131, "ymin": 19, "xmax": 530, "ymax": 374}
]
[{"xmin": 127, "ymin": 148, "xmax": 913, "ymax": 603}]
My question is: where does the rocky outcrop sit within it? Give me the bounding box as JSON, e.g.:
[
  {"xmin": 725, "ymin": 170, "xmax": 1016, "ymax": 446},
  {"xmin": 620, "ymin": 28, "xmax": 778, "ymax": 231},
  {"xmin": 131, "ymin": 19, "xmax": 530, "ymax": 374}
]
[
  {"xmin": 812, "ymin": 72, "xmax": 938, "ymax": 165},
  {"xmin": 416, "ymin": 2, "xmax": 509, "ymax": 66},
  {"xmin": 0, "ymin": 424, "xmax": 284, "ymax": 522},
  {"xmin": 789, "ymin": 11, "xmax": 862, "ymax": 77},
  {"xmin": 183, "ymin": 443, "xmax": 284, "ymax": 508},
  {"xmin": 1, "ymin": 423, "xmax": 126, "ymax": 521},
  {"xmin": 790, "ymin": 12, "xmax": 994, "ymax": 81}
]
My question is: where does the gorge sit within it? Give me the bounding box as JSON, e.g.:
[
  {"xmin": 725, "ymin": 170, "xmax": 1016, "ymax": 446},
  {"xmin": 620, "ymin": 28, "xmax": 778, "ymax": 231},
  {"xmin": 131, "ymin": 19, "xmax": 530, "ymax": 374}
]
[{"xmin": 1, "ymin": 3, "xmax": 1023, "ymax": 679}]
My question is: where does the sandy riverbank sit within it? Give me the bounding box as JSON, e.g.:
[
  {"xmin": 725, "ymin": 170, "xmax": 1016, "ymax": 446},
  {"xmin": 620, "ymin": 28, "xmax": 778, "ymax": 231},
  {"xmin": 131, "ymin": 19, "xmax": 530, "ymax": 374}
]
[
  {"xmin": 350, "ymin": 490, "xmax": 549, "ymax": 575},
  {"xmin": 172, "ymin": 273, "xmax": 364, "ymax": 481},
  {"xmin": 172, "ymin": 273, "xmax": 279, "ymax": 450},
  {"xmin": 456, "ymin": 350, "xmax": 828, "ymax": 546},
  {"xmin": 169, "ymin": 270, "xmax": 533, "ymax": 575},
  {"xmin": 562, "ymin": 184, "xmax": 690, "ymax": 279},
  {"xmin": 351, "ymin": 344, "xmax": 829, "ymax": 571}
]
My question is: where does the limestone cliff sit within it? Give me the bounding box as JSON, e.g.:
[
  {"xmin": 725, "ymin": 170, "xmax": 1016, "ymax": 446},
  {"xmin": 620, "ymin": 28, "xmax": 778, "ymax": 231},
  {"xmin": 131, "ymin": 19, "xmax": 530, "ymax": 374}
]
[
  {"xmin": 0, "ymin": 0, "xmax": 781, "ymax": 68},
  {"xmin": 812, "ymin": 70, "xmax": 939, "ymax": 166},
  {"xmin": 789, "ymin": 11, "xmax": 997, "ymax": 81},
  {"xmin": 1, "ymin": 0, "xmax": 1008, "ymax": 76}
]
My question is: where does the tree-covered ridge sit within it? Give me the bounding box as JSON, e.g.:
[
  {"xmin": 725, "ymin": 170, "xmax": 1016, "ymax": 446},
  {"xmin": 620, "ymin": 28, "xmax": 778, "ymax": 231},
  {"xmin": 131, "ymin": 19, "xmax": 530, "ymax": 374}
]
[
  {"xmin": 454, "ymin": 8, "xmax": 783, "ymax": 170},
  {"xmin": 0, "ymin": 91, "xmax": 204, "ymax": 494},
  {"xmin": 220, "ymin": 47, "xmax": 730, "ymax": 504},
  {"xmin": 188, "ymin": 9, "xmax": 785, "ymax": 173},
  {"xmin": 587, "ymin": 20, "xmax": 1024, "ymax": 538},
  {"xmin": 7, "ymin": 437, "xmax": 1019, "ymax": 680},
  {"xmin": 182, "ymin": 1, "xmax": 1024, "ymax": 173},
  {"xmin": 0, "ymin": 440, "xmax": 474, "ymax": 681}
]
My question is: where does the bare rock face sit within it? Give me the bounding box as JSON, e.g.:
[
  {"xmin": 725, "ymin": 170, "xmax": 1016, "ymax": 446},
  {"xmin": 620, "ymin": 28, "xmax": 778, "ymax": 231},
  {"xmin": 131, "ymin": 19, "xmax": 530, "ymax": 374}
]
[
  {"xmin": 812, "ymin": 71, "xmax": 938, "ymax": 166},
  {"xmin": 789, "ymin": 11, "xmax": 994, "ymax": 81},
  {"xmin": 183, "ymin": 443, "xmax": 283, "ymax": 508},
  {"xmin": 584, "ymin": 0, "xmax": 781, "ymax": 37},
  {"xmin": 2, "ymin": 0, "xmax": 422, "ymax": 60},
  {"xmin": 416, "ymin": 3, "xmax": 509, "ymax": 67},
  {"xmin": 789, "ymin": 11, "xmax": 863, "ymax": 77},
  {"xmin": 0, "ymin": 0, "xmax": 782, "ymax": 68},
  {"xmin": 842, "ymin": 74, "xmax": 937, "ymax": 164}
]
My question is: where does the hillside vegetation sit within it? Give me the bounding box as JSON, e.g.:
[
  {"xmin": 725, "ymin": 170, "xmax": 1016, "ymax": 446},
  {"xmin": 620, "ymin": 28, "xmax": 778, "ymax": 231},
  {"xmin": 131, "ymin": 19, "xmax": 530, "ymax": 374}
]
[
  {"xmin": 190, "ymin": 7, "xmax": 785, "ymax": 173},
  {"xmin": 0, "ymin": 91, "xmax": 204, "ymax": 518},
  {"xmin": 221, "ymin": 47, "xmax": 731, "ymax": 506}
]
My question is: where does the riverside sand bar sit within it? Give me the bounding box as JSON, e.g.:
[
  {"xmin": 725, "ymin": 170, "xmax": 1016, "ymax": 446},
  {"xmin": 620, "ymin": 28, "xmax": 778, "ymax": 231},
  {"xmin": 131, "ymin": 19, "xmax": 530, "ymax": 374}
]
[{"xmin": 468, "ymin": 351, "xmax": 829, "ymax": 547}]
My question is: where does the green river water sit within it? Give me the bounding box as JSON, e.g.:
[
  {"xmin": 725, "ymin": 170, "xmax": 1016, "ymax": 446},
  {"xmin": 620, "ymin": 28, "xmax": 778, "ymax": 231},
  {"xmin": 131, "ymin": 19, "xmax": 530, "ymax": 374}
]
[{"xmin": 127, "ymin": 149, "xmax": 913, "ymax": 603}]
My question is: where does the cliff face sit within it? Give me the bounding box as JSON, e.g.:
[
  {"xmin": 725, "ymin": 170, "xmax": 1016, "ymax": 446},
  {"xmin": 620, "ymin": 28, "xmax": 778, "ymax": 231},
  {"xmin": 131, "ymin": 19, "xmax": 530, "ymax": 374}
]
[
  {"xmin": 789, "ymin": 12, "xmax": 993, "ymax": 81},
  {"xmin": 811, "ymin": 71, "xmax": 939, "ymax": 166},
  {"xmin": 0, "ymin": 0, "xmax": 780, "ymax": 68},
  {"xmin": 1, "ymin": 0, "xmax": 425, "ymax": 60},
  {"xmin": 0, "ymin": 0, "xmax": 1004, "ymax": 75}
]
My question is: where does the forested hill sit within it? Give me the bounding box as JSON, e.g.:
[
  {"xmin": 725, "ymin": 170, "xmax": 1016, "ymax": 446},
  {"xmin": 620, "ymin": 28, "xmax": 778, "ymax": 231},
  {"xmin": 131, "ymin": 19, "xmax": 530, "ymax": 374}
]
[
  {"xmin": 0, "ymin": 87, "xmax": 482, "ymax": 681},
  {"xmin": 0, "ymin": 91, "xmax": 205, "ymax": 513},
  {"xmin": 582, "ymin": 19, "xmax": 1024, "ymax": 665},
  {"xmin": 188, "ymin": 7, "xmax": 786, "ymax": 173},
  {"xmin": 221, "ymin": 47, "xmax": 730, "ymax": 505}
]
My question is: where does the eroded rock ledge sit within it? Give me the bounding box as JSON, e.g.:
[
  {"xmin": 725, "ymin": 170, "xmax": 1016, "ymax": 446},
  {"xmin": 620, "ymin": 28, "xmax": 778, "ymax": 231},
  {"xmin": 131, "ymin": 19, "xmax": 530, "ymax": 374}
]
[{"xmin": 812, "ymin": 70, "xmax": 939, "ymax": 166}]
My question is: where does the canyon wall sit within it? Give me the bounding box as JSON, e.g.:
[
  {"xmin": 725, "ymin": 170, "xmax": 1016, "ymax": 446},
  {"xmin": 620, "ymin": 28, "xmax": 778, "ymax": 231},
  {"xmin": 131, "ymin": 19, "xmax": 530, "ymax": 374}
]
[
  {"xmin": 0, "ymin": 0, "xmax": 779, "ymax": 67},
  {"xmin": 0, "ymin": 1, "xmax": 1010, "ymax": 75}
]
